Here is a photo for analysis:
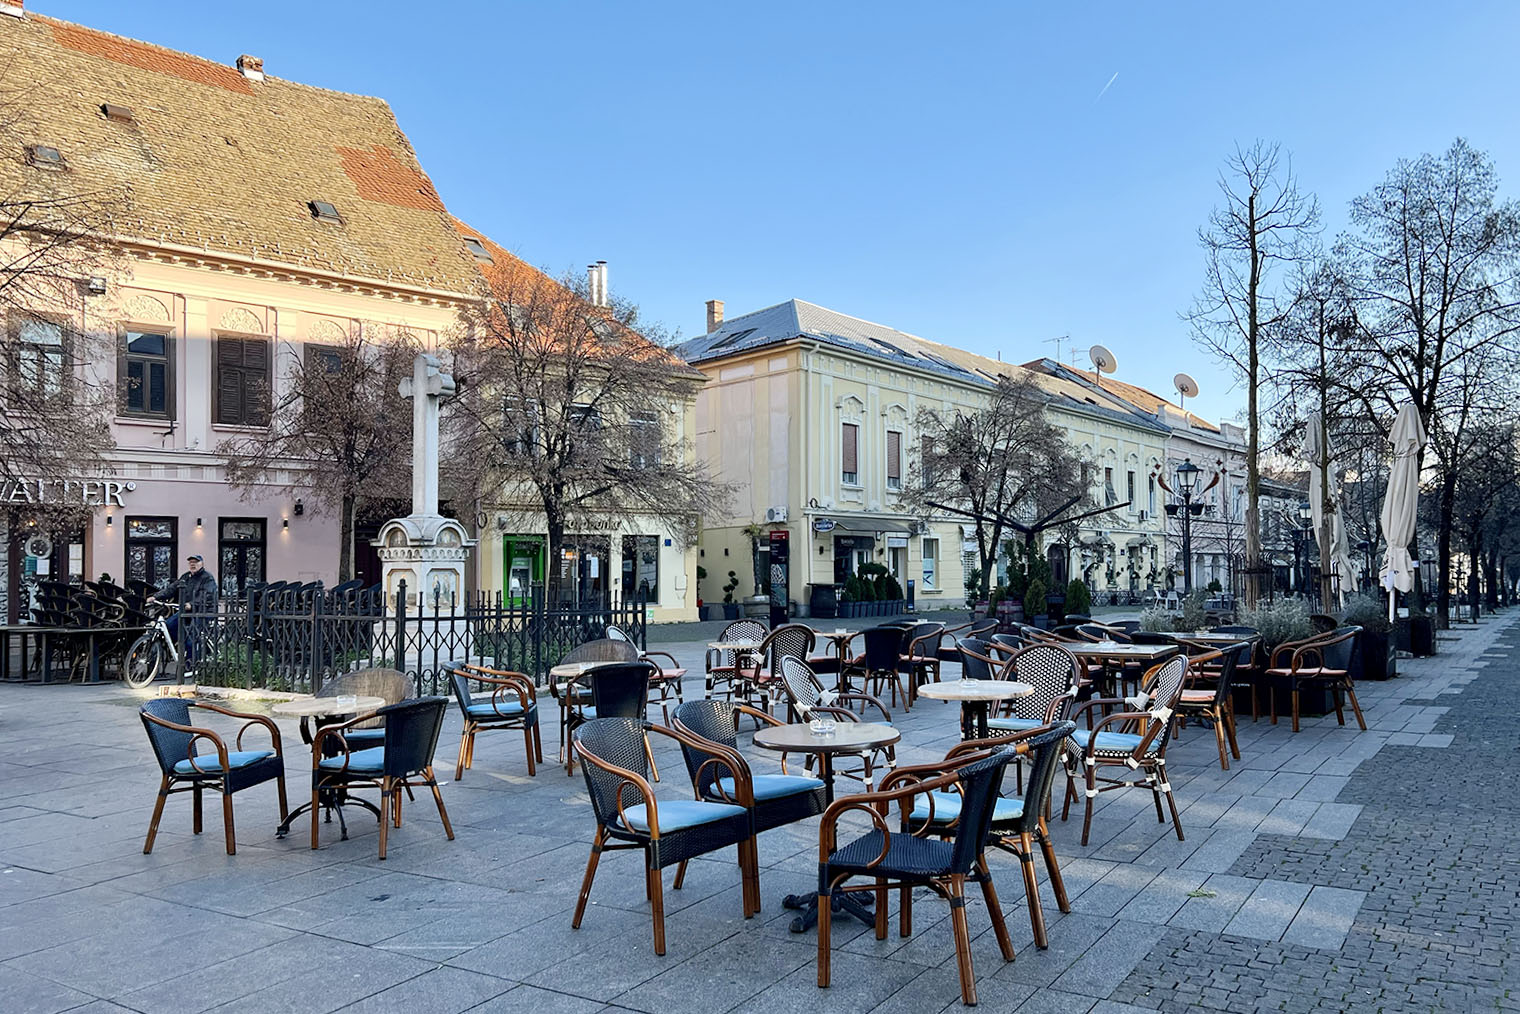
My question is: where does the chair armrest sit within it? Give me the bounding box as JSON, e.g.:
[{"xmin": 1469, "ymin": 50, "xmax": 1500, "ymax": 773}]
[
  {"xmin": 143, "ymin": 711, "xmax": 230, "ymax": 774},
  {"xmin": 736, "ymin": 704, "xmax": 783, "ymax": 728},
  {"xmin": 310, "ymin": 711, "xmax": 381, "ymax": 772},
  {"xmin": 809, "ymin": 705, "xmax": 861, "ymax": 723},
  {"xmin": 488, "ymin": 678, "xmax": 534, "ymax": 716},
  {"xmin": 642, "ymin": 650, "xmax": 681, "ymax": 672},
  {"xmin": 950, "ymin": 729, "xmax": 1041, "ymax": 757},
  {"xmin": 192, "ymin": 700, "xmax": 283, "ymax": 756},
  {"xmin": 649, "ymin": 724, "xmax": 753, "ymax": 806},
  {"xmin": 835, "ymin": 691, "xmax": 891, "ymax": 723},
  {"xmin": 877, "ymin": 749, "xmax": 993, "ymax": 791},
  {"xmin": 573, "ymin": 745, "xmax": 663, "ymax": 835},
  {"xmin": 1079, "ymin": 709, "xmax": 1165, "ymax": 760},
  {"xmin": 818, "ymin": 768, "xmax": 964, "ymax": 859}
]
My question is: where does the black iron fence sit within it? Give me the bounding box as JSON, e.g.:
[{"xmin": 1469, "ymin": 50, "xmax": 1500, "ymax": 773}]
[{"xmin": 179, "ymin": 580, "xmax": 647, "ymax": 696}]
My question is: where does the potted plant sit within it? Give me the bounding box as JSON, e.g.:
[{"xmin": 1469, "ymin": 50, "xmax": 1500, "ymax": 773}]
[
  {"xmin": 1024, "ymin": 578, "xmax": 1047, "ymax": 629},
  {"xmin": 1065, "ymin": 578, "xmax": 1092, "ymax": 620},
  {"xmin": 884, "ymin": 574, "xmax": 904, "ymax": 615},
  {"xmin": 842, "ymin": 575, "xmax": 864, "ymax": 618},
  {"xmin": 722, "ymin": 570, "xmax": 741, "ymax": 620},
  {"xmin": 1239, "ymin": 596, "xmax": 1322, "ymax": 715},
  {"xmin": 1341, "ymin": 592, "xmax": 1394, "ymax": 679}
]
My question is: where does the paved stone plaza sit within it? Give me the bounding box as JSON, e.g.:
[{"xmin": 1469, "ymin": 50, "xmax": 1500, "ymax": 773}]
[{"xmin": 2, "ymin": 617, "xmax": 1516, "ymax": 1013}]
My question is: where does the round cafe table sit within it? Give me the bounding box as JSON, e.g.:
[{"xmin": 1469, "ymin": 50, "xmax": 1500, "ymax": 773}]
[
  {"xmin": 916, "ymin": 679, "xmax": 1033, "ymax": 740},
  {"xmin": 751, "ymin": 720, "xmax": 902, "ymax": 934},
  {"xmin": 271, "ymin": 695, "xmax": 384, "ymax": 839}
]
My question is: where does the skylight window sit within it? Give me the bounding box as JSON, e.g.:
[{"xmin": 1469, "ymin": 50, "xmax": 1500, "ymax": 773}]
[
  {"xmin": 100, "ymin": 103, "xmax": 135, "ymax": 124},
  {"xmin": 462, "ymin": 237, "xmax": 494, "ymax": 263},
  {"xmin": 25, "ymin": 144, "xmax": 65, "ymax": 170},
  {"xmin": 308, "ymin": 200, "xmax": 342, "ymax": 223},
  {"xmin": 866, "ymin": 336, "xmax": 913, "ymax": 358},
  {"xmin": 710, "ymin": 327, "xmax": 756, "ymax": 350}
]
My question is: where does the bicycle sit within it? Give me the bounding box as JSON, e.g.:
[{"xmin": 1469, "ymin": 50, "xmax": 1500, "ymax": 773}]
[{"xmin": 123, "ymin": 602, "xmax": 181, "ymax": 689}]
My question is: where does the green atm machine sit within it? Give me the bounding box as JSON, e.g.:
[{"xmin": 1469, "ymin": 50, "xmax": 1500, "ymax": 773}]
[{"xmin": 502, "ymin": 537, "xmax": 544, "ymax": 605}]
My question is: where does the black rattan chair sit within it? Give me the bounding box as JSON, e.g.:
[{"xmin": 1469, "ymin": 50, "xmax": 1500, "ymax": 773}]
[
  {"xmin": 449, "ymin": 664, "xmax": 542, "ymax": 778},
  {"xmin": 139, "ymin": 698, "xmax": 288, "ymax": 856},
  {"xmin": 899, "ymin": 621, "xmax": 945, "ymax": 704},
  {"xmin": 319, "ymin": 668, "xmax": 411, "ymax": 750},
  {"xmin": 311, "ymin": 697, "xmax": 454, "ymax": 859},
  {"xmin": 1175, "ymin": 641, "xmax": 1248, "ymax": 769},
  {"xmin": 844, "ymin": 626, "xmax": 909, "ymax": 707},
  {"xmin": 955, "ymin": 637, "xmax": 1001, "ymax": 680},
  {"xmin": 888, "ymin": 722, "xmax": 1077, "ymax": 949},
  {"xmin": 572, "ymin": 717, "xmax": 758, "ymax": 955},
  {"xmin": 816, "ymin": 746, "xmax": 1020, "ymax": 1006},
  {"xmin": 1265, "ymin": 625, "xmax": 1365, "ymax": 733},
  {"xmin": 736, "ymin": 623, "xmax": 816, "ymax": 718},
  {"xmin": 554, "ymin": 639, "xmax": 641, "ymax": 771}
]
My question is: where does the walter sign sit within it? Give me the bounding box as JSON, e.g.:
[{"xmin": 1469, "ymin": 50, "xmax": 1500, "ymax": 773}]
[{"xmin": 1, "ymin": 478, "xmax": 135, "ymax": 507}]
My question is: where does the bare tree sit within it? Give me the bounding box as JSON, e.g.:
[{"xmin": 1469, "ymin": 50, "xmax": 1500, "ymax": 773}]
[
  {"xmin": 218, "ymin": 326, "xmax": 418, "ymax": 581},
  {"xmin": 1336, "ymin": 138, "xmax": 1520, "ymax": 623},
  {"xmin": 449, "ymin": 261, "xmax": 727, "ymax": 604},
  {"xmin": 1187, "ymin": 141, "xmax": 1321, "ymax": 607},
  {"xmin": 904, "ymin": 373, "xmax": 1099, "ymax": 605},
  {"xmin": 1452, "ymin": 415, "xmax": 1518, "ymax": 619},
  {"xmin": 0, "ymin": 73, "xmax": 120, "ymax": 527}
]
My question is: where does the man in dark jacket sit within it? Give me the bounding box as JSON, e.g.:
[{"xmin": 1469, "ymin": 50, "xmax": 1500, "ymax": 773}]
[{"xmin": 151, "ymin": 554, "xmax": 218, "ymax": 666}]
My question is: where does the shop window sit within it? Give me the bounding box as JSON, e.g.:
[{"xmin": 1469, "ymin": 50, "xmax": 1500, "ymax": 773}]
[
  {"xmin": 120, "ymin": 327, "xmax": 174, "ymax": 418},
  {"xmin": 922, "ymin": 536, "xmax": 939, "ymax": 589},
  {"xmin": 125, "ymin": 516, "xmax": 177, "ymax": 590},
  {"xmin": 215, "ymin": 333, "xmax": 271, "ymax": 426},
  {"xmin": 621, "ymin": 534, "xmax": 660, "ymax": 603},
  {"xmin": 842, "ymin": 422, "xmax": 859, "ymax": 484},
  {"xmin": 218, "ymin": 518, "xmax": 266, "ymax": 598}
]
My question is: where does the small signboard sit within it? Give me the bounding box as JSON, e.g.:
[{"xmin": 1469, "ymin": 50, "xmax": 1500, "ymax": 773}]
[{"xmin": 812, "ymin": 518, "xmax": 836, "ymax": 533}]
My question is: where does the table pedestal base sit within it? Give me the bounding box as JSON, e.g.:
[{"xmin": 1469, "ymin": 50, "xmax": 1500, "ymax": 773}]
[
  {"xmin": 783, "ymin": 889, "xmax": 875, "ymax": 933},
  {"xmin": 276, "ymin": 791, "xmax": 381, "ymax": 841}
]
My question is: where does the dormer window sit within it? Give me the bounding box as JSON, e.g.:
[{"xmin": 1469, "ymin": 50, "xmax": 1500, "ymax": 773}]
[
  {"xmin": 100, "ymin": 103, "xmax": 135, "ymax": 124},
  {"xmin": 25, "ymin": 144, "xmax": 65, "ymax": 170},
  {"xmin": 462, "ymin": 237, "xmax": 493, "ymax": 263},
  {"xmin": 308, "ymin": 200, "xmax": 342, "ymax": 224}
]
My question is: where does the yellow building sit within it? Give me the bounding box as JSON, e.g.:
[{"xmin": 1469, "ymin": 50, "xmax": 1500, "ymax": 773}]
[
  {"xmin": 0, "ymin": 11, "xmax": 477, "ymax": 617},
  {"xmin": 677, "ymin": 299, "xmax": 1169, "ymax": 613}
]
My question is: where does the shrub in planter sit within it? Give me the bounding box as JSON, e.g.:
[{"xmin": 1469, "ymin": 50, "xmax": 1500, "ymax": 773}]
[
  {"xmin": 1342, "ymin": 592, "xmax": 1394, "ymax": 679},
  {"xmin": 1023, "ymin": 579, "xmax": 1046, "ymax": 619},
  {"xmin": 1239, "ymin": 597, "xmax": 1313, "ymax": 652},
  {"xmin": 1177, "ymin": 590, "xmax": 1209, "ymax": 632},
  {"xmin": 1065, "ymin": 579, "xmax": 1092, "ymax": 618},
  {"xmin": 1137, "ymin": 605, "xmax": 1171, "ymax": 632}
]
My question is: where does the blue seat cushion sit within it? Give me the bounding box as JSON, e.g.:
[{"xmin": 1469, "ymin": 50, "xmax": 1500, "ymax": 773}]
[
  {"xmin": 1068, "ymin": 729, "xmax": 1159, "ymax": 757},
  {"xmin": 466, "ymin": 700, "xmax": 530, "ymax": 720},
  {"xmin": 619, "ymin": 799, "xmax": 746, "ymax": 834},
  {"xmin": 712, "ymin": 774, "xmax": 826, "ymax": 802},
  {"xmin": 909, "ymin": 791, "xmax": 1024, "ymax": 825},
  {"xmin": 986, "ymin": 716, "xmax": 1045, "ymax": 733},
  {"xmin": 342, "ymin": 728, "xmax": 386, "ymax": 747},
  {"xmin": 173, "ymin": 749, "xmax": 273, "ymax": 775},
  {"xmin": 317, "ymin": 746, "xmax": 385, "ymax": 774}
]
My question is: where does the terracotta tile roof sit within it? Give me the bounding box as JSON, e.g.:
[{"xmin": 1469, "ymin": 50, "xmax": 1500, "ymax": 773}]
[
  {"xmin": 451, "ymin": 218, "xmax": 703, "ymax": 378},
  {"xmin": 0, "ymin": 13, "xmax": 479, "ymax": 293}
]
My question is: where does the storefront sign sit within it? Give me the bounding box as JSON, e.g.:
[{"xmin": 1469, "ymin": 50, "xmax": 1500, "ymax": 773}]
[
  {"xmin": 812, "ymin": 518, "xmax": 836, "ymax": 533},
  {"xmin": 2, "ymin": 478, "xmax": 136, "ymax": 507},
  {"xmin": 886, "ymin": 535, "xmax": 908, "ymax": 549}
]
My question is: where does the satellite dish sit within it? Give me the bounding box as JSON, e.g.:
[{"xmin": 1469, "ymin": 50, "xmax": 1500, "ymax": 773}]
[
  {"xmin": 25, "ymin": 535, "xmax": 52, "ymax": 559},
  {"xmin": 1174, "ymin": 373, "xmax": 1200, "ymax": 399},
  {"xmin": 1089, "ymin": 344, "xmax": 1118, "ymax": 375}
]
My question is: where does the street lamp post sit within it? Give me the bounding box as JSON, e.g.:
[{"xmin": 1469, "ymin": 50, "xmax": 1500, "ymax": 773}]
[
  {"xmin": 1156, "ymin": 458, "xmax": 1219, "ymax": 596},
  {"xmin": 1293, "ymin": 500, "xmax": 1314, "ymax": 599}
]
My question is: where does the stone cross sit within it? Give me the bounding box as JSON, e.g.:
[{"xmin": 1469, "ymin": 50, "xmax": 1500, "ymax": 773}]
[{"xmin": 398, "ymin": 353, "xmax": 455, "ymax": 518}]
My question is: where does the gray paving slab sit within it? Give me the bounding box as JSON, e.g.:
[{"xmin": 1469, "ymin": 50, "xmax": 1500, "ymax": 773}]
[
  {"xmin": 1056, "ymin": 920, "xmax": 1162, "ymax": 998},
  {"xmin": 1165, "ymin": 872, "xmax": 1257, "ymax": 933},
  {"xmin": 1221, "ymin": 878, "xmax": 1311, "ymax": 940},
  {"xmin": 1299, "ymin": 801, "xmax": 1363, "ymax": 840},
  {"xmin": 1280, "ymin": 885, "xmax": 1366, "ymax": 950}
]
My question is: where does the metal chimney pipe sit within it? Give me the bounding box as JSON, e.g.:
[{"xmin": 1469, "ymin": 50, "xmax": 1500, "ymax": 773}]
[{"xmin": 596, "ymin": 261, "xmax": 608, "ymax": 307}]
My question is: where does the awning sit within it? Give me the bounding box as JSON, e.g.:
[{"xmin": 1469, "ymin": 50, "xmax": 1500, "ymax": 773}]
[{"xmin": 832, "ymin": 517, "xmax": 911, "ymax": 535}]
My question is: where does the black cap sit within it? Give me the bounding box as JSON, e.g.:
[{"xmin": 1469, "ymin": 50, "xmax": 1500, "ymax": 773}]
[{"xmin": 187, "ymin": 554, "xmax": 203, "ymax": 562}]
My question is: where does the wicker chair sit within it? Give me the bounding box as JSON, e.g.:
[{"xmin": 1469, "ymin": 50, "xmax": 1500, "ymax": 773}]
[
  {"xmin": 553, "ymin": 639, "xmax": 641, "ymax": 771},
  {"xmin": 735, "ymin": 623, "xmax": 815, "ymax": 718},
  {"xmin": 1210, "ymin": 626, "xmax": 1264, "ymax": 720},
  {"xmin": 1062, "ymin": 653, "xmax": 1189, "ymax": 846},
  {"xmin": 310, "ymin": 697, "xmax": 454, "ymax": 859},
  {"xmin": 449, "ymin": 664, "xmax": 542, "ymax": 778},
  {"xmin": 607, "ymin": 625, "xmax": 687, "ymax": 723},
  {"xmin": 955, "ymin": 637, "xmax": 1001, "ymax": 681},
  {"xmin": 704, "ymin": 619, "xmax": 768, "ymax": 702},
  {"xmin": 898, "ymin": 621, "xmax": 945, "ymax": 704},
  {"xmin": 843, "ymin": 626, "xmax": 910, "ymax": 708},
  {"xmin": 815, "ymin": 746, "xmax": 1020, "ymax": 1006},
  {"xmin": 671, "ymin": 698, "xmax": 827, "ymax": 909},
  {"xmin": 572, "ymin": 717, "xmax": 758, "ymax": 955},
  {"xmin": 1174, "ymin": 641, "xmax": 1248, "ymax": 770},
  {"xmin": 777, "ymin": 656, "xmax": 896, "ymax": 780},
  {"xmin": 884, "ymin": 722, "xmax": 1077, "ymax": 949},
  {"xmin": 1265, "ymin": 625, "xmax": 1365, "ymax": 733},
  {"xmin": 936, "ymin": 618, "xmax": 998, "ymax": 667},
  {"xmin": 139, "ymin": 698, "xmax": 287, "ymax": 856},
  {"xmin": 319, "ymin": 668, "xmax": 411, "ymax": 750},
  {"xmin": 986, "ymin": 643, "xmax": 1082, "ymax": 791}
]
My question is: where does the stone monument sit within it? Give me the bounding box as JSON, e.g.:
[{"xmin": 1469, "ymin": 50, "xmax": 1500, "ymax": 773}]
[{"xmin": 374, "ymin": 353, "xmax": 476, "ymax": 616}]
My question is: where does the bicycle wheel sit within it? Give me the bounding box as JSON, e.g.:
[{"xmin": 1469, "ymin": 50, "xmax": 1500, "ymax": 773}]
[{"xmin": 124, "ymin": 634, "xmax": 165, "ymax": 689}]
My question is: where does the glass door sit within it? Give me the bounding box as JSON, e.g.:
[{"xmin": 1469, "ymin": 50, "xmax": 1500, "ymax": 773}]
[{"xmin": 126, "ymin": 516, "xmax": 178, "ymax": 592}]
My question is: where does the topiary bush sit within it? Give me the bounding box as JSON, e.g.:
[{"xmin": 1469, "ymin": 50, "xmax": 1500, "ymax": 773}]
[
  {"xmin": 1065, "ymin": 579, "xmax": 1092, "ymax": 617},
  {"xmin": 1024, "ymin": 579, "xmax": 1047, "ymax": 616}
]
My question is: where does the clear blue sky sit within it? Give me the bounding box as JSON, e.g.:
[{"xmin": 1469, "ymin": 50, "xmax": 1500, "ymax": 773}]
[{"xmin": 42, "ymin": 0, "xmax": 1520, "ymax": 422}]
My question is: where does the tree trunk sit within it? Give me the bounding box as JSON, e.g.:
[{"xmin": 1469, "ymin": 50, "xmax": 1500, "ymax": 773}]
[
  {"xmin": 1435, "ymin": 471, "xmax": 1457, "ymax": 626},
  {"xmin": 545, "ymin": 511, "xmax": 565, "ymax": 607},
  {"xmin": 338, "ymin": 494, "xmax": 356, "ymax": 583}
]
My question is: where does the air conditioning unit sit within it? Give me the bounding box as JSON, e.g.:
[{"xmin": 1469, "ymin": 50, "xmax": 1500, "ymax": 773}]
[
  {"xmin": 764, "ymin": 506, "xmax": 788, "ymax": 523},
  {"xmin": 1137, "ymin": 510, "xmax": 1149, "ymax": 522}
]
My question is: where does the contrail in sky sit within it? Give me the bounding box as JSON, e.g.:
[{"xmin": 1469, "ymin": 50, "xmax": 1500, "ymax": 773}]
[{"xmin": 1095, "ymin": 72, "xmax": 1119, "ymax": 102}]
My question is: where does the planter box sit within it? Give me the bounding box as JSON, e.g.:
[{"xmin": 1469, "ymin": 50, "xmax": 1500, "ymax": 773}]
[
  {"xmin": 809, "ymin": 585, "xmax": 839, "ymax": 619},
  {"xmin": 722, "ymin": 603, "xmax": 740, "ymax": 620},
  {"xmin": 1350, "ymin": 628, "xmax": 1395, "ymax": 680},
  {"xmin": 1243, "ymin": 673, "xmax": 1332, "ymax": 719}
]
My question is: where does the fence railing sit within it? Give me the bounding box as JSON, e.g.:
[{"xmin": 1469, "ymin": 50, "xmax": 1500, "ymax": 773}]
[{"xmin": 179, "ymin": 580, "xmax": 647, "ymax": 696}]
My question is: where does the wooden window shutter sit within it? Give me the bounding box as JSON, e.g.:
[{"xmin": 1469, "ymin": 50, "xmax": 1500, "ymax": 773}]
[
  {"xmin": 216, "ymin": 337, "xmax": 244, "ymax": 424},
  {"xmin": 886, "ymin": 430, "xmax": 901, "ymax": 481},
  {"xmin": 243, "ymin": 337, "xmax": 270, "ymax": 424},
  {"xmin": 842, "ymin": 423, "xmax": 858, "ymax": 474}
]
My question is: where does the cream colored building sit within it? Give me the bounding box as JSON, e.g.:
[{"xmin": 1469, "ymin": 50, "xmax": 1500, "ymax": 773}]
[{"xmin": 677, "ymin": 300, "xmax": 1169, "ymax": 613}]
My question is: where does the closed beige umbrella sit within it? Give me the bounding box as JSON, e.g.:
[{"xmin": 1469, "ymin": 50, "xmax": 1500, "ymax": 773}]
[{"xmin": 1379, "ymin": 403, "xmax": 1428, "ymax": 620}]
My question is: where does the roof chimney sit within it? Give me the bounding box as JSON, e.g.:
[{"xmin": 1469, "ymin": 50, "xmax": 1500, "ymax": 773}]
[
  {"xmin": 706, "ymin": 299, "xmax": 724, "ymax": 334},
  {"xmin": 0, "ymin": 1, "xmax": 25, "ymax": 19},
  {"xmin": 586, "ymin": 262, "xmax": 609, "ymax": 307},
  {"xmin": 236, "ymin": 54, "xmax": 264, "ymax": 81}
]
